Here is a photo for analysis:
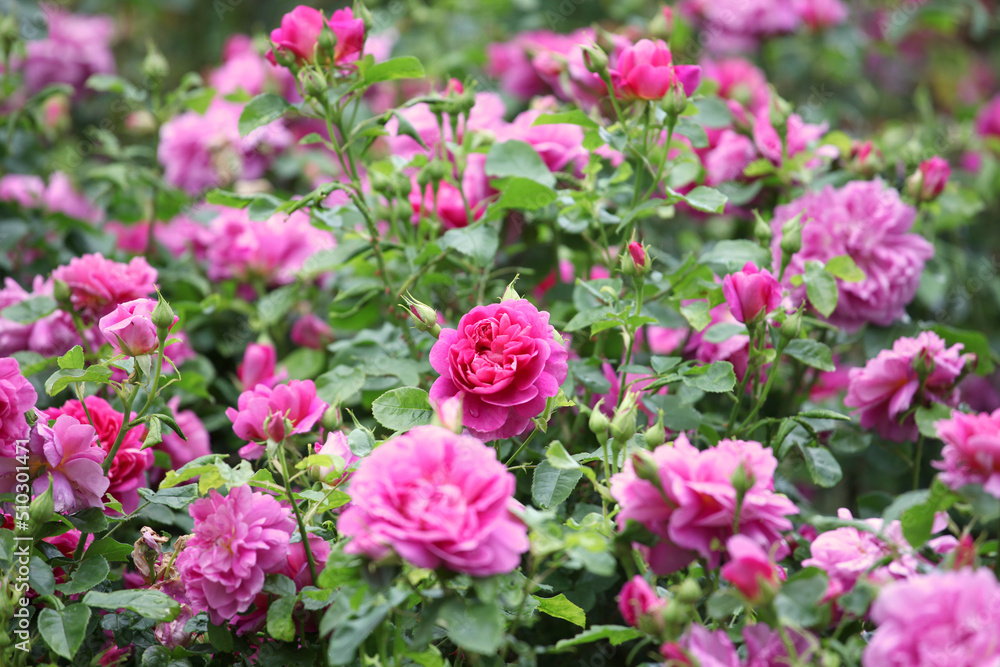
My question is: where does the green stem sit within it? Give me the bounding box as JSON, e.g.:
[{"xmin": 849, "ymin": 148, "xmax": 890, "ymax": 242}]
[
  {"xmin": 504, "ymin": 428, "xmax": 538, "ymax": 467},
  {"xmin": 278, "ymin": 445, "xmax": 319, "ymax": 584},
  {"xmin": 737, "ymin": 337, "xmax": 789, "ymax": 433},
  {"xmin": 638, "ymin": 114, "xmax": 677, "ymax": 205},
  {"xmin": 725, "ymin": 328, "xmax": 757, "ymax": 437},
  {"xmin": 616, "ymin": 277, "xmax": 644, "ymax": 408},
  {"xmin": 103, "ymin": 384, "xmax": 141, "ymax": 475}
]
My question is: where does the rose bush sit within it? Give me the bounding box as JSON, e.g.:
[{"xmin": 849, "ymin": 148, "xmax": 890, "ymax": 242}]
[{"xmin": 2, "ymin": 1, "xmax": 1000, "ymax": 666}]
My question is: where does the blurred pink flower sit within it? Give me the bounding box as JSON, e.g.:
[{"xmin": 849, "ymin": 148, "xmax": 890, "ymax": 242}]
[
  {"xmin": 0, "ymin": 358, "xmax": 37, "ymax": 458},
  {"xmin": 720, "ymin": 534, "xmax": 784, "ymax": 603},
  {"xmin": 935, "ymin": 408, "xmax": 1000, "ymax": 498},
  {"xmin": 237, "ymin": 342, "xmax": 286, "ymax": 390},
  {"xmin": 19, "ymin": 6, "xmax": 116, "ymax": 97}
]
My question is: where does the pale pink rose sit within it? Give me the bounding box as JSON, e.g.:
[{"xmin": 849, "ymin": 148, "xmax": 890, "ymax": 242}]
[
  {"xmin": 23, "ymin": 416, "xmax": 108, "ymax": 513},
  {"xmin": 313, "ymin": 431, "xmax": 359, "ymax": 485},
  {"xmin": 338, "ymin": 425, "xmax": 529, "ymax": 576},
  {"xmin": 0, "ymin": 276, "xmax": 85, "ymax": 357},
  {"xmin": 99, "ymin": 298, "xmax": 171, "ymax": 357}
]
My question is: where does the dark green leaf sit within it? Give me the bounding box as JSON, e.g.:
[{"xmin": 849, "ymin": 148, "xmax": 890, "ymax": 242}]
[
  {"xmin": 238, "ymin": 93, "xmax": 291, "ymax": 137},
  {"xmin": 38, "ymin": 605, "xmax": 91, "ymax": 660},
  {"xmin": 83, "ymin": 589, "xmax": 180, "ymax": 621},
  {"xmin": 800, "ymin": 445, "xmax": 843, "ymax": 488},
  {"xmin": 57, "ymin": 556, "xmax": 109, "ymax": 595},
  {"xmin": 682, "ymin": 362, "xmax": 736, "ymax": 393},
  {"xmin": 485, "ymin": 140, "xmax": 556, "ymax": 188},
  {"xmin": 784, "ymin": 339, "xmax": 836, "ymax": 372}
]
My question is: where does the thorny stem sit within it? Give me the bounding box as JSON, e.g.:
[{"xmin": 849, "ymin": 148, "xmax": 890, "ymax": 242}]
[{"xmin": 278, "ymin": 445, "xmax": 319, "ymax": 584}]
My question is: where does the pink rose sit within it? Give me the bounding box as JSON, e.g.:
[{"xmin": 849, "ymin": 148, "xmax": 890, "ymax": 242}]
[
  {"xmin": 863, "ymin": 569, "xmax": 1000, "ymax": 667},
  {"xmin": 98, "ymin": 298, "xmax": 170, "ymax": 357},
  {"xmin": 611, "ymin": 39, "xmax": 701, "ymax": 101},
  {"xmin": 51, "ymin": 253, "xmax": 158, "ymax": 321},
  {"xmin": 267, "ymin": 6, "xmax": 365, "ymax": 66},
  {"xmin": 158, "ymin": 397, "xmax": 211, "ymax": 472},
  {"xmin": 720, "ymin": 534, "xmax": 784, "ymax": 603},
  {"xmin": 610, "ymin": 435, "xmax": 797, "ymax": 574},
  {"xmin": 934, "ymin": 408, "xmax": 1000, "ymax": 498},
  {"xmin": 617, "ymin": 576, "xmax": 665, "ymax": 628},
  {"xmin": 908, "ymin": 156, "xmax": 950, "ymax": 202},
  {"xmin": 338, "ymin": 425, "xmax": 529, "ymax": 576},
  {"xmin": 44, "ymin": 397, "xmax": 153, "ymax": 514},
  {"xmin": 237, "ymin": 342, "xmax": 286, "ymax": 390},
  {"xmin": 226, "ymin": 380, "xmax": 328, "ymax": 458},
  {"xmin": 722, "ymin": 261, "xmax": 782, "ymax": 324},
  {"xmin": 7, "ymin": 416, "xmax": 109, "ymax": 514},
  {"xmin": 313, "ymin": 431, "xmax": 359, "ymax": 485},
  {"xmin": 290, "ymin": 314, "xmax": 334, "ymax": 350},
  {"xmin": 0, "ymin": 358, "xmax": 37, "ymax": 457},
  {"xmin": 176, "ymin": 485, "xmax": 295, "ymax": 625},
  {"xmin": 429, "ymin": 299, "xmax": 568, "ymax": 441},
  {"xmin": 844, "ymin": 331, "xmax": 972, "ymax": 442},
  {"xmin": 0, "ymin": 276, "xmax": 84, "ymax": 358}
]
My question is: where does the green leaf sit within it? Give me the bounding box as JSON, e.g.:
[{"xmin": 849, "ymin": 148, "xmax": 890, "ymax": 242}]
[
  {"xmin": 930, "ymin": 325, "xmax": 995, "ymax": 376},
  {"xmin": 371, "ymin": 387, "xmax": 433, "ymax": 432},
  {"xmin": 535, "ymin": 594, "xmax": 586, "ymax": 628},
  {"xmin": 915, "ymin": 403, "xmax": 953, "ymax": 439},
  {"xmin": 67, "ymin": 507, "xmax": 109, "ymax": 533},
  {"xmin": 44, "ymin": 366, "xmax": 114, "ymax": 396},
  {"xmin": 545, "ymin": 441, "xmax": 582, "ymax": 470},
  {"xmin": 30, "ymin": 556, "xmax": 55, "ymax": 595},
  {"xmin": 207, "ymin": 621, "xmax": 234, "ymax": 653},
  {"xmin": 531, "ymin": 460, "xmax": 582, "ymax": 509},
  {"xmin": 57, "ymin": 556, "xmax": 109, "ymax": 595},
  {"xmin": 549, "ymin": 625, "xmax": 642, "ymax": 652},
  {"xmin": 699, "ymin": 240, "xmax": 771, "ymax": 275},
  {"xmin": 441, "ymin": 598, "xmax": 504, "ymax": 654},
  {"xmin": 363, "ymin": 56, "xmax": 425, "ymax": 84},
  {"xmin": 316, "ymin": 365, "xmax": 367, "ymax": 406},
  {"xmin": 669, "ymin": 185, "xmax": 727, "ymax": 213},
  {"xmin": 238, "ymin": 93, "xmax": 291, "ymax": 137},
  {"xmin": 137, "ymin": 484, "xmax": 199, "ymax": 510},
  {"xmin": 57, "ymin": 346, "xmax": 85, "ymax": 370},
  {"xmin": 485, "ymin": 140, "xmax": 556, "ymax": 188},
  {"xmin": 703, "ymin": 322, "xmax": 747, "ymax": 343},
  {"xmin": 680, "ymin": 301, "xmax": 712, "ymax": 331},
  {"xmin": 441, "ymin": 225, "xmax": 500, "ymax": 266},
  {"xmin": 682, "ymin": 362, "xmax": 736, "ymax": 393},
  {"xmin": 83, "ymin": 589, "xmax": 180, "ymax": 622},
  {"xmin": 564, "ymin": 307, "xmax": 616, "ymax": 333},
  {"xmin": 327, "ymin": 605, "xmax": 389, "ymax": 665},
  {"xmin": 901, "ymin": 480, "xmax": 957, "ymax": 547},
  {"xmin": 142, "ymin": 416, "xmax": 163, "ymax": 449},
  {"xmin": 800, "ymin": 445, "xmax": 843, "ymax": 488},
  {"xmin": 706, "ymin": 589, "xmax": 744, "ymax": 620},
  {"xmin": 532, "ymin": 110, "xmax": 600, "ymax": 129},
  {"xmin": 1, "ymin": 296, "xmax": 57, "ymax": 324},
  {"xmin": 825, "ymin": 255, "xmax": 865, "ymax": 282},
  {"xmin": 784, "ymin": 339, "xmax": 836, "ymax": 372},
  {"xmin": 38, "ymin": 605, "xmax": 91, "ymax": 660},
  {"xmin": 774, "ymin": 569, "xmax": 829, "ymax": 627},
  {"xmin": 692, "ymin": 97, "xmax": 733, "ymax": 128},
  {"xmin": 803, "ymin": 261, "xmax": 839, "ymax": 318},
  {"xmin": 267, "ymin": 595, "xmax": 298, "ymax": 642},
  {"xmin": 86, "ymin": 535, "xmax": 135, "ymax": 562},
  {"xmin": 494, "ymin": 177, "xmax": 557, "ymax": 210}
]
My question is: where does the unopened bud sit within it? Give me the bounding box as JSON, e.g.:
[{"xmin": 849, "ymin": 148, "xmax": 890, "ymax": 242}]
[
  {"xmin": 779, "ymin": 213, "xmax": 803, "ymax": 259},
  {"xmin": 152, "ymin": 296, "xmax": 176, "ymax": 335},
  {"xmin": 143, "ymin": 42, "xmax": 169, "ymax": 81},
  {"xmin": 644, "ymin": 411, "xmax": 666, "ymax": 448},
  {"xmin": 675, "ymin": 579, "xmax": 702, "ymax": 605},
  {"xmin": 52, "ymin": 279, "xmax": 71, "ymax": 306},
  {"xmin": 753, "ymin": 210, "xmax": 773, "ymax": 245},
  {"xmin": 731, "ymin": 462, "xmax": 754, "ymax": 495},
  {"xmin": 266, "ymin": 414, "xmax": 288, "ymax": 443},
  {"xmin": 631, "ymin": 450, "xmax": 660, "ymax": 484},
  {"xmin": 589, "ymin": 400, "xmax": 611, "ymax": 443},
  {"xmin": 353, "ymin": 0, "xmax": 375, "ymax": 32},
  {"xmin": 610, "ymin": 391, "xmax": 638, "ymax": 442},
  {"xmin": 402, "ymin": 294, "xmax": 441, "ymax": 337},
  {"xmin": 581, "ymin": 45, "xmax": 609, "ymax": 76},
  {"xmin": 318, "ymin": 21, "xmax": 338, "ymax": 63},
  {"xmin": 321, "ymin": 405, "xmax": 343, "ymax": 431},
  {"xmin": 665, "ymin": 80, "xmax": 688, "ymax": 116},
  {"xmin": 28, "ymin": 482, "xmax": 54, "ymax": 528},
  {"xmin": 370, "ymin": 171, "xmax": 392, "ymax": 194}
]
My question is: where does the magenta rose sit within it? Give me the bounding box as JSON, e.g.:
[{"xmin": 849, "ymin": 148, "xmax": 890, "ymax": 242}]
[
  {"xmin": 429, "ymin": 298, "xmax": 568, "ymax": 441},
  {"xmin": 226, "ymin": 379, "xmax": 328, "ymax": 458},
  {"xmin": 610, "ymin": 39, "xmax": 701, "ymax": 101},
  {"xmin": 617, "ymin": 576, "xmax": 665, "ymax": 628},
  {"xmin": 99, "ymin": 298, "xmax": 171, "ymax": 357},
  {"xmin": 338, "ymin": 425, "xmax": 529, "ymax": 576},
  {"xmin": 0, "ymin": 358, "xmax": 37, "ymax": 457},
  {"xmin": 175, "ymin": 485, "xmax": 295, "ymax": 625},
  {"xmin": 236, "ymin": 342, "xmax": 286, "ymax": 390},
  {"xmin": 721, "ymin": 261, "xmax": 783, "ymax": 324},
  {"xmin": 934, "ymin": 408, "xmax": 1000, "ymax": 498},
  {"xmin": 720, "ymin": 534, "xmax": 784, "ymax": 603},
  {"xmin": 267, "ymin": 6, "xmax": 365, "ymax": 66}
]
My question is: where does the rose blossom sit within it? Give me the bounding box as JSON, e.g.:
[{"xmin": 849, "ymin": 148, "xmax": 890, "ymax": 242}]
[
  {"xmin": 617, "ymin": 576, "xmax": 665, "ymax": 628},
  {"xmin": 313, "ymin": 431, "xmax": 359, "ymax": 485},
  {"xmin": 226, "ymin": 380, "xmax": 327, "ymax": 458},
  {"xmin": 0, "ymin": 276, "xmax": 87, "ymax": 357},
  {"xmin": 610, "ymin": 39, "xmax": 701, "ymax": 101},
  {"xmin": 267, "ymin": 6, "xmax": 365, "ymax": 66},
  {"xmin": 338, "ymin": 425, "xmax": 529, "ymax": 576},
  {"xmin": 770, "ymin": 180, "xmax": 933, "ymax": 331},
  {"xmin": 611, "ymin": 435, "xmax": 798, "ymax": 574},
  {"xmin": 496, "ymin": 109, "xmax": 589, "ymax": 177},
  {"xmin": 290, "ymin": 314, "xmax": 334, "ymax": 350},
  {"xmin": 720, "ymin": 534, "xmax": 784, "ymax": 603},
  {"xmin": 429, "ymin": 298, "xmax": 568, "ymax": 441},
  {"xmin": 19, "ymin": 6, "xmax": 116, "ymax": 97},
  {"xmin": 863, "ymin": 568, "xmax": 1000, "ymax": 667},
  {"xmin": 685, "ymin": 302, "xmax": 751, "ymax": 381},
  {"xmin": 44, "ymin": 397, "xmax": 153, "ymax": 514},
  {"xmin": 99, "ymin": 298, "xmax": 173, "ymax": 357},
  {"xmin": 19, "ymin": 416, "xmax": 108, "ymax": 513},
  {"xmin": 722, "ymin": 262, "xmax": 782, "ymax": 324},
  {"xmin": 51, "ymin": 253, "xmax": 158, "ymax": 321},
  {"xmin": 0, "ymin": 358, "xmax": 37, "ymax": 457},
  {"xmin": 844, "ymin": 331, "xmax": 972, "ymax": 442},
  {"xmin": 236, "ymin": 342, "xmax": 286, "ymax": 390},
  {"xmin": 157, "ymin": 397, "xmax": 211, "ymax": 473},
  {"xmin": 934, "ymin": 408, "xmax": 1000, "ymax": 498},
  {"xmin": 176, "ymin": 486, "xmax": 295, "ymax": 625}
]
